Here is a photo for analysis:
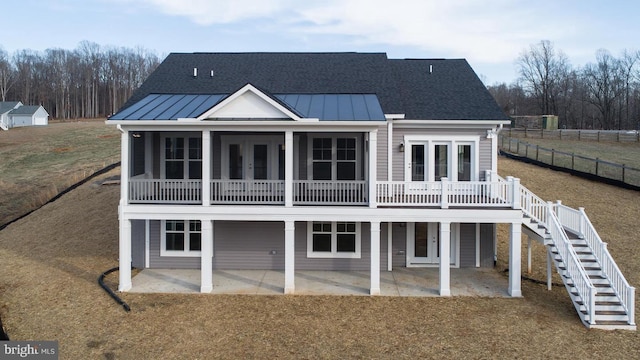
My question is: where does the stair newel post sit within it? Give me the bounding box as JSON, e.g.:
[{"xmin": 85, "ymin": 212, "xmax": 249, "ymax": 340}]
[
  {"xmin": 546, "ymin": 201, "xmax": 554, "ymax": 229},
  {"xmin": 589, "ymin": 286, "xmax": 597, "ymax": 325},
  {"xmin": 627, "ymin": 287, "xmax": 636, "ymax": 326},
  {"xmin": 578, "ymin": 207, "xmax": 586, "ymax": 239},
  {"xmin": 511, "ymin": 177, "xmax": 521, "ymax": 210}
]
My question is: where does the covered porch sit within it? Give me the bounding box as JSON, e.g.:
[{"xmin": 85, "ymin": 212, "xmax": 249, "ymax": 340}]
[{"xmin": 129, "ymin": 268, "xmax": 511, "ymax": 297}]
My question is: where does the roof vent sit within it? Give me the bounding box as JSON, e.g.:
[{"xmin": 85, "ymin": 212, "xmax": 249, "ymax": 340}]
[
  {"xmin": 193, "ymin": 67, "xmax": 198, "ymax": 77},
  {"xmin": 429, "ymin": 65, "xmax": 433, "ymax": 74},
  {"xmin": 210, "ymin": 70, "xmax": 214, "ymax": 77}
]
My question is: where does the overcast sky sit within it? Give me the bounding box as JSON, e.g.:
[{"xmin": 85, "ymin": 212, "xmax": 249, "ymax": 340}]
[{"xmin": 2, "ymin": 0, "xmax": 638, "ymax": 84}]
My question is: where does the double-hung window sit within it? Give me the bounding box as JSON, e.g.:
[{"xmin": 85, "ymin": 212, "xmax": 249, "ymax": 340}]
[
  {"xmin": 307, "ymin": 221, "xmax": 361, "ymax": 258},
  {"xmin": 161, "ymin": 220, "xmax": 202, "ymax": 256},
  {"xmin": 163, "ymin": 135, "xmax": 202, "ymax": 179},
  {"xmin": 311, "ymin": 136, "xmax": 358, "ymax": 180}
]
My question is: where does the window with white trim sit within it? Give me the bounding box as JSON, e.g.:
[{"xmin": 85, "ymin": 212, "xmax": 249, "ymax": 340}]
[
  {"xmin": 161, "ymin": 220, "xmax": 202, "ymax": 257},
  {"xmin": 310, "ymin": 136, "xmax": 359, "ymax": 180},
  {"xmin": 307, "ymin": 221, "xmax": 361, "ymax": 258},
  {"xmin": 163, "ymin": 135, "xmax": 202, "ymax": 179}
]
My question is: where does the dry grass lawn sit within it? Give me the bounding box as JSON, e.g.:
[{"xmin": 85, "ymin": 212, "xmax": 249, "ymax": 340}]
[{"xmin": 0, "ymin": 157, "xmax": 639, "ymax": 359}]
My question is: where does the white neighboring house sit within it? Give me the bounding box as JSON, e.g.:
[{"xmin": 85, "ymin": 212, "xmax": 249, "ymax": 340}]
[
  {"xmin": 107, "ymin": 52, "xmax": 635, "ymax": 330},
  {"xmin": 0, "ymin": 102, "xmax": 49, "ymax": 130}
]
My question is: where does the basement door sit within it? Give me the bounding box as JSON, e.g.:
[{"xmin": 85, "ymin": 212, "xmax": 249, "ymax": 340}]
[{"xmin": 408, "ymin": 222, "xmax": 457, "ymax": 266}]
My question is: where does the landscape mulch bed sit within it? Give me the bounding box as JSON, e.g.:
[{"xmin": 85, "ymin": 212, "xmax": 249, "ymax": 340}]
[{"xmin": 0, "ymin": 158, "xmax": 639, "ymax": 358}]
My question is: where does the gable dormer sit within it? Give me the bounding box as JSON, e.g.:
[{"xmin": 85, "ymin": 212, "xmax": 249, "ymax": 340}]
[{"xmin": 197, "ymin": 84, "xmax": 303, "ymax": 121}]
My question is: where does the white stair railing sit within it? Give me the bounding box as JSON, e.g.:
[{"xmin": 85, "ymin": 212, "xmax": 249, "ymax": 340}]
[
  {"xmin": 546, "ymin": 204, "xmax": 597, "ymax": 325},
  {"xmin": 518, "ymin": 183, "xmax": 549, "ymax": 228},
  {"xmin": 556, "ymin": 203, "xmax": 635, "ymax": 326}
]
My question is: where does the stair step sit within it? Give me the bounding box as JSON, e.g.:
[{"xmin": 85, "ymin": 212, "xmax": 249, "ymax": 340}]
[
  {"xmin": 595, "ymin": 304, "xmax": 626, "ymax": 312},
  {"xmin": 595, "ymin": 295, "xmax": 619, "ymax": 302}
]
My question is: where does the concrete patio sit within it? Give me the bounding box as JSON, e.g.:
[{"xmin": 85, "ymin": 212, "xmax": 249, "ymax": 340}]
[{"xmin": 130, "ymin": 268, "xmax": 511, "ymax": 297}]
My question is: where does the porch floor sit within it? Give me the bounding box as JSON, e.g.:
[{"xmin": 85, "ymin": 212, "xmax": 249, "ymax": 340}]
[{"xmin": 129, "ymin": 268, "xmax": 510, "ymax": 297}]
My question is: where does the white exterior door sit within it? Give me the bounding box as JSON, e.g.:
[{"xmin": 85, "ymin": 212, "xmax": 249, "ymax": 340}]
[{"xmin": 407, "ymin": 222, "xmax": 457, "ymax": 266}]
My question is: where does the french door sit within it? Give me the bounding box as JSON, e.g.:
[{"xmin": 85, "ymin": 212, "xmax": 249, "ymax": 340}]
[
  {"xmin": 408, "ymin": 142, "xmax": 451, "ymax": 182},
  {"xmin": 405, "ymin": 138, "xmax": 477, "ymax": 182},
  {"xmin": 223, "ymin": 136, "xmax": 284, "ymax": 180}
]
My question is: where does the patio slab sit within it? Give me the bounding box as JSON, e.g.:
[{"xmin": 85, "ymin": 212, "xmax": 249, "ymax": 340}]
[{"xmin": 130, "ymin": 268, "xmax": 510, "ymax": 297}]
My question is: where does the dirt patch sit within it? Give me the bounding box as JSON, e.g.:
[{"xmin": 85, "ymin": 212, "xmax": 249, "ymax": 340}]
[{"xmin": 0, "ymin": 158, "xmax": 638, "ymax": 358}]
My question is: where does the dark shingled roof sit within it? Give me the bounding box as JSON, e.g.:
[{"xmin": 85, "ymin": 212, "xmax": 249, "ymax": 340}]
[{"xmin": 116, "ymin": 52, "xmax": 508, "ymax": 121}]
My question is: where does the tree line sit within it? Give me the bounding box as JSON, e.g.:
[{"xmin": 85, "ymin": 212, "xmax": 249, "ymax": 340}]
[
  {"xmin": 489, "ymin": 40, "xmax": 640, "ymax": 130},
  {"xmin": 0, "ymin": 41, "xmax": 161, "ymax": 119}
]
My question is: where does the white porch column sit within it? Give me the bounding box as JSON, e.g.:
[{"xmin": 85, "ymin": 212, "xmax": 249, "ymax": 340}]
[
  {"xmin": 439, "ymin": 222, "xmax": 451, "ymax": 296},
  {"xmin": 202, "ymin": 130, "xmax": 211, "ymax": 206},
  {"xmin": 118, "ymin": 218, "xmax": 132, "ymax": 292},
  {"xmin": 368, "ymin": 131, "xmax": 377, "ymax": 208},
  {"xmin": 370, "ymin": 221, "xmax": 381, "ymax": 295},
  {"xmin": 285, "ymin": 131, "xmax": 294, "ymax": 207},
  {"xmin": 120, "ymin": 128, "xmax": 130, "ymax": 205},
  {"xmin": 509, "ymin": 221, "xmax": 523, "ymax": 297},
  {"xmin": 527, "ymin": 236, "xmax": 532, "ymax": 274},
  {"xmin": 387, "ymin": 222, "xmax": 393, "ymax": 272},
  {"xmin": 200, "ymin": 220, "xmax": 213, "ymax": 293},
  {"xmin": 284, "ymin": 221, "xmax": 295, "ymax": 294}
]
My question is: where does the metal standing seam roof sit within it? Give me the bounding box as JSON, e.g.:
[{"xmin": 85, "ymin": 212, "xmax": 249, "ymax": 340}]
[
  {"xmin": 109, "ymin": 94, "xmax": 226, "ymax": 120},
  {"xmin": 110, "ymin": 93, "xmax": 386, "ymax": 121}
]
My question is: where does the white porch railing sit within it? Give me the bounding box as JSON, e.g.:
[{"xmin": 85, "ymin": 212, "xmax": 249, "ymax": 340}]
[
  {"xmin": 293, "ymin": 180, "xmax": 367, "ymax": 205},
  {"xmin": 129, "ymin": 178, "xmax": 202, "ymax": 204},
  {"xmin": 210, "ymin": 180, "xmax": 285, "ymax": 204},
  {"xmin": 376, "ymin": 179, "xmax": 512, "ymax": 208},
  {"xmin": 556, "ymin": 203, "xmax": 635, "ymax": 325}
]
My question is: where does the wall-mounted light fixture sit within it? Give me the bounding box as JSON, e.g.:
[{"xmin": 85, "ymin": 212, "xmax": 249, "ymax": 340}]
[{"xmin": 399, "ymin": 142, "xmax": 405, "ymax": 152}]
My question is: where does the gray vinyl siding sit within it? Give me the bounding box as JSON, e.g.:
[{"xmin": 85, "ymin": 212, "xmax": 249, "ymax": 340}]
[
  {"xmin": 376, "ymin": 124, "xmax": 388, "ymax": 181},
  {"xmin": 148, "ymin": 220, "xmax": 201, "ymax": 269},
  {"xmin": 131, "ymin": 220, "xmax": 146, "ymax": 269},
  {"xmin": 146, "ymin": 220, "xmax": 388, "ymax": 271},
  {"xmin": 459, "ymin": 223, "xmax": 476, "ymax": 268},
  {"xmin": 295, "ymin": 222, "xmax": 388, "ymax": 271},
  {"xmin": 479, "ymin": 223, "xmax": 495, "ymax": 268},
  {"xmin": 391, "ymin": 128, "xmax": 405, "ymax": 181},
  {"xmin": 391, "ymin": 222, "xmax": 407, "ymax": 267},
  {"xmin": 212, "ymin": 221, "xmax": 284, "ymax": 270},
  {"xmin": 479, "ymin": 137, "xmax": 492, "ymax": 179}
]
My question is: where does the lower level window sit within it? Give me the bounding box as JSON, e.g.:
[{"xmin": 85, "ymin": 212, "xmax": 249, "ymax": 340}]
[
  {"xmin": 307, "ymin": 221, "xmax": 361, "ymax": 258},
  {"xmin": 161, "ymin": 220, "xmax": 202, "ymax": 257}
]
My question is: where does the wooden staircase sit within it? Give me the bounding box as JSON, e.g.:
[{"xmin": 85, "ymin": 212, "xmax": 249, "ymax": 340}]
[{"xmin": 516, "ymin": 182, "xmax": 635, "ymax": 330}]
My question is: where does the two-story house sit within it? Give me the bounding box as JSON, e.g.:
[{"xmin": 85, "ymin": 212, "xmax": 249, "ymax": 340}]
[{"xmin": 107, "ymin": 52, "xmax": 634, "ymax": 329}]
